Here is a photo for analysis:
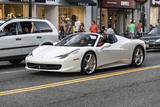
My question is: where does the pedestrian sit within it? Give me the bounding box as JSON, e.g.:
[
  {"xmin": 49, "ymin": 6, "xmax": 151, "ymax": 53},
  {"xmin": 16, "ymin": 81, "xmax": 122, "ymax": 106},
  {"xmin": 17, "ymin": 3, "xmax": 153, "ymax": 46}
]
[
  {"xmin": 65, "ymin": 18, "xmax": 72, "ymax": 36},
  {"xmin": 136, "ymin": 20, "xmax": 142, "ymax": 38},
  {"xmin": 128, "ymin": 21, "xmax": 136, "ymax": 39},
  {"xmin": 59, "ymin": 19, "xmax": 65, "ymax": 40},
  {"xmin": 78, "ymin": 22, "xmax": 86, "ymax": 32},
  {"xmin": 74, "ymin": 16, "xmax": 81, "ymax": 33},
  {"xmin": 155, "ymin": 18, "xmax": 160, "ymax": 27},
  {"xmin": 90, "ymin": 20, "xmax": 100, "ymax": 33},
  {"xmin": 100, "ymin": 25, "xmax": 107, "ymax": 35},
  {"xmin": 107, "ymin": 25, "xmax": 114, "ymax": 34}
]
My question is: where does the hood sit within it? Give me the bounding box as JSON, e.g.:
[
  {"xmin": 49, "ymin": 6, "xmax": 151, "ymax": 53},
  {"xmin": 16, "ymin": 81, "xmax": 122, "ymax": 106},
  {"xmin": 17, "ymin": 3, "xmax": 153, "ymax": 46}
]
[
  {"xmin": 32, "ymin": 46, "xmax": 80, "ymax": 58},
  {"xmin": 141, "ymin": 34, "xmax": 160, "ymax": 40}
]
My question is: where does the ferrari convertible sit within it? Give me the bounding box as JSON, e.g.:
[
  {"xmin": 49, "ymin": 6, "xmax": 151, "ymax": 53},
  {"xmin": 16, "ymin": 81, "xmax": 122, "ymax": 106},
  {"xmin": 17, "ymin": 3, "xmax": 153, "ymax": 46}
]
[{"xmin": 25, "ymin": 33, "xmax": 146, "ymax": 74}]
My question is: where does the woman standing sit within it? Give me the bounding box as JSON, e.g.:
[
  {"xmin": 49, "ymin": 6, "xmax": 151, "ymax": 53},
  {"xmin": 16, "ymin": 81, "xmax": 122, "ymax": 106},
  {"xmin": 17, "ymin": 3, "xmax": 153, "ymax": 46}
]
[{"xmin": 59, "ymin": 19, "xmax": 65, "ymax": 40}]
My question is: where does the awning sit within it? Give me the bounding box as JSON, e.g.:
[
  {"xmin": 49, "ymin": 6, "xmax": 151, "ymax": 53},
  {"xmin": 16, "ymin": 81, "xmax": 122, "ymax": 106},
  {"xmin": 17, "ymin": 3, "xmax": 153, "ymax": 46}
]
[{"xmin": 66, "ymin": 0, "xmax": 96, "ymax": 6}]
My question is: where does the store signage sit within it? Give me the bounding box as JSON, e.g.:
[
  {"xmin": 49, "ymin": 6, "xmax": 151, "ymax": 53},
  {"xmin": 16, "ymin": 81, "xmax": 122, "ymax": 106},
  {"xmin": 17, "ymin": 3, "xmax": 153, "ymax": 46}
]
[
  {"xmin": 121, "ymin": 1, "xmax": 129, "ymax": 6},
  {"xmin": 102, "ymin": 0, "xmax": 136, "ymax": 9},
  {"xmin": 152, "ymin": 0, "xmax": 160, "ymax": 6},
  {"xmin": 46, "ymin": 0, "xmax": 61, "ymax": 4}
]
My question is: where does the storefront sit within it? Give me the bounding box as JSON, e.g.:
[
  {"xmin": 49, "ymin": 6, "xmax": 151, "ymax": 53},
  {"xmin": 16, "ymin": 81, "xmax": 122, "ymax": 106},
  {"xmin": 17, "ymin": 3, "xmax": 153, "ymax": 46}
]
[
  {"xmin": 150, "ymin": 0, "xmax": 160, "ymax": 26},
  {"xmin": 0, "ymin": 0, "xmax": 96, "ymax": 32},
  {"xmin": 44, "ymin": 0, "xmax": 96, "ymax": 32},
  {"xmin": 101, "ymin": 0, "xmax": 136, "ymax": 34},
  {"xmin": 0, "ymin": 1, "xmax": 29, "ymax": 19}
]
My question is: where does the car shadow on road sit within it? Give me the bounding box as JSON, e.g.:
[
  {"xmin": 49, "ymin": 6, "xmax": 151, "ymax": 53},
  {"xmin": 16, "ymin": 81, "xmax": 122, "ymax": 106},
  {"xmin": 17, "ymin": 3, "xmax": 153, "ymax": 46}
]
[
  {"xmin": 0, "ymin": 63, "xmax": 25, "ymax": 71},
  {"xmin": 30, "ymin": 65, "xmax": 136, "ymax": 78},
  {"xmin": 147, "ymin": 49, "xmax": 160, "ymax": 53}
]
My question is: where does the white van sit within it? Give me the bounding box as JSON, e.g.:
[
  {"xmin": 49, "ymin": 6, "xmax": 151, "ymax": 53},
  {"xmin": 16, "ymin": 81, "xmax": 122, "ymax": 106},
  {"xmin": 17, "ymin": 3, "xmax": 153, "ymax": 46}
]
[{"xmin": 0, "ymin": 18, "xmax": 58, "ymax": 64}]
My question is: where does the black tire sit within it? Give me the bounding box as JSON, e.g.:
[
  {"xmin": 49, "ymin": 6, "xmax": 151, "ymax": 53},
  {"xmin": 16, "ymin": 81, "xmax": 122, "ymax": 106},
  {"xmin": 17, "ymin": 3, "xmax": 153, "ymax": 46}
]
[
  {"xmin": 9, "ymin": 59, "xmax": 23, "ymax": 65},
  {"xmin": 131, "ymin": 46, "xmax": 145, "ymax": 67},
  {"xmin": 81, "ymin": 52, "xmax": 97, "ymax": 75}
]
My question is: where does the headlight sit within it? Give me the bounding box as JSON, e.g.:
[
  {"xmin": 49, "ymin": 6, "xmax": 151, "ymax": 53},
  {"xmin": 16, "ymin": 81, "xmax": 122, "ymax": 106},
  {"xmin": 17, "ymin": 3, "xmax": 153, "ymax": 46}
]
[
  {"xmin": 56, "ymin": 49, "xmax": 80, "ymax": 59},
  {"xmin": 28, "ymin": 52, "xmax": 33, "ymax": 56},
  {"xmin": 156, "ymin": 39, "xmax": 160, "ymax": 42}
]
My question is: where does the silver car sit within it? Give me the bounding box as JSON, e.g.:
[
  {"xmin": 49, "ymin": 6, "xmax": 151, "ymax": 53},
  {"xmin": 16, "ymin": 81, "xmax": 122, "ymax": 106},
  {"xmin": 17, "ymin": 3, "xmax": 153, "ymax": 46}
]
[{"xmin": 0, "ymin": 18, "xmax": 58, "ymax": 64}]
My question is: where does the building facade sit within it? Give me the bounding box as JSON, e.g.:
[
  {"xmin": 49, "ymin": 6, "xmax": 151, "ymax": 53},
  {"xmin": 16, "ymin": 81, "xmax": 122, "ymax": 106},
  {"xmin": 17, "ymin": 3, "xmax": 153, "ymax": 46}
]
[
  {"xmin": 0, "ymin": 0, "xmax": 97, "ymax": 32},
  {"xmin": 150, "ymin": 0, "xmax": 160, "ymax": 26}
]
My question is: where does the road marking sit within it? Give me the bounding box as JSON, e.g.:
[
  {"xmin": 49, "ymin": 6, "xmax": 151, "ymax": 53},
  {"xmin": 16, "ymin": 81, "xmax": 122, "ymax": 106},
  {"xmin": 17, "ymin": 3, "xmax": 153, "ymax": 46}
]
[{"xmin": 0, "ymin": 65, "xmax": 160, "ymax": 96}]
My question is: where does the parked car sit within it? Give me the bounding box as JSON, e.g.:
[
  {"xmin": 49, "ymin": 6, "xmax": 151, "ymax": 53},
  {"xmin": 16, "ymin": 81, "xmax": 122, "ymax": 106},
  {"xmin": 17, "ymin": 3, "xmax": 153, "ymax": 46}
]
[
  {"xmin": 140, "ymin": 26, "xmax": 160, "ymax": 49},
  {"xmin": 0, "ymin": 18, "xmax": 58, "ymax": 64},
  {"xmin": 25, "ymin": 33, "xmax": 146, "ymax": 75}
]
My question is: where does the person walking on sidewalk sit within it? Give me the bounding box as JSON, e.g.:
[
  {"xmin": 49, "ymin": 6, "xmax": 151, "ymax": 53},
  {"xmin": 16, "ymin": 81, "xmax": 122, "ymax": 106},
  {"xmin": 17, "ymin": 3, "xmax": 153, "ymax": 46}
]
[
  {"xmin": 136, "ymin": 20, "xmax": 142, "ymax": 38},
  {"xmin": 107, "ymin": 25, "xmax": 114, "ymax": 34},
  {"xmin": 128, "ymin": 21, "xmax": 136, "ymax": 39},
  {"xmin": 59, "ymin": 19, "xmax": 65, "ymax": 40},
  {"xmin": 65, "ymin": 18, "xmax": 72, "ymax": 36},
  {"xmin": 75, "ymin": 16, "xmax": 81, "ymax": 33},
  {"xmin": 90, "ymin": 20, "xmax": 100, "ymax": 33}
]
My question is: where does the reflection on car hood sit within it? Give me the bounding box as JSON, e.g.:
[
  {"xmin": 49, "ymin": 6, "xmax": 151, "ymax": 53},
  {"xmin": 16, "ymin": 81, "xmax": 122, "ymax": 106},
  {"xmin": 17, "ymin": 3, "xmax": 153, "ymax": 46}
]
[{"xmin": 32, "ymin": 46, "xmax": 80, "ymax": 58}]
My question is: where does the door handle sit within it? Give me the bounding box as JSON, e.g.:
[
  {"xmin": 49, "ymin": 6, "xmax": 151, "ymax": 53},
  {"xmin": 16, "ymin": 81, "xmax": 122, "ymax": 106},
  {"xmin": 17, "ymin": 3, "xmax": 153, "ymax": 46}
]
[
  {"xmin": 16, "ymin": 38, "xmax": 21, "ymax": 41},
  {"xmin": 37, "ymin": 36, "xmax": 42, "ymax": 39}
]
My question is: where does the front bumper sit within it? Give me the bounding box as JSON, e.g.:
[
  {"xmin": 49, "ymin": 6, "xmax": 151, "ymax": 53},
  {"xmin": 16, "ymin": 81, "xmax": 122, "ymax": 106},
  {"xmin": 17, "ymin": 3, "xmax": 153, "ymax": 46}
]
[
  {"xmin": 146, "ymin": 42, "xmax": 160, "ymax": 49},
  {"xmin": 25, "ymin": 56, "xmax": 81, "ymax": 72}
]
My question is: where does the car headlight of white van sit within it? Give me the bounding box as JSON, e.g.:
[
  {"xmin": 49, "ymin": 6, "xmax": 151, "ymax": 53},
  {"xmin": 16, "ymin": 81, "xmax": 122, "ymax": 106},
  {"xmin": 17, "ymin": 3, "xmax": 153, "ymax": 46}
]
[
  {"xmin": 28, "ymin": 52, "xmax": 33, "ymax": 57},
  {"xmin": 156, "ymin": 39, "xmax": 160, "ymax": 43},
  {"xmin": 56, "ymin": 49, "xmax": 80, "ymax": 59}
]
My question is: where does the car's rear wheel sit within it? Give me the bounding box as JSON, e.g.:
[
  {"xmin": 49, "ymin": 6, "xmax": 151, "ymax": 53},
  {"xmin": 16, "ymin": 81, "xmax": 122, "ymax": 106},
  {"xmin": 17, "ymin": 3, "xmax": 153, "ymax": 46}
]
[
  {"xmin": 131, "ymin": 46, "xmax": 145, "ymax": 66},
  {"xmin": 9, "ymin": 59, "xmax": 23, "ymax": 65},
  {"xmin": 81, "ymin": 52, "xmax": 97, "ymax": 75}
]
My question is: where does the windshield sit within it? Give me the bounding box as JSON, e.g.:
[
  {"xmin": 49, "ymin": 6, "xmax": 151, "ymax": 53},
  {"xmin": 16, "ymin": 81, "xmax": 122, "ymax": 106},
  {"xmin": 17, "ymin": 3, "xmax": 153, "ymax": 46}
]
[
  {"xmin": 56, "ymin": 33, "xmax": 98, "ymax": 47},
  {"xmin": 148, "ymin": 27, "xmax": 160, "ymax": 35}
]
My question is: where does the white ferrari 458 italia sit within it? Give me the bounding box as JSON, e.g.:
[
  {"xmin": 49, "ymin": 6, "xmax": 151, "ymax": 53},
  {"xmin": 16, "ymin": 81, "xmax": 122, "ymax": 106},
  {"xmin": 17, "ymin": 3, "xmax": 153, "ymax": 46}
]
[{"xmin": 25, "ymin": 33, "xmax": 146, "ymax": 74}]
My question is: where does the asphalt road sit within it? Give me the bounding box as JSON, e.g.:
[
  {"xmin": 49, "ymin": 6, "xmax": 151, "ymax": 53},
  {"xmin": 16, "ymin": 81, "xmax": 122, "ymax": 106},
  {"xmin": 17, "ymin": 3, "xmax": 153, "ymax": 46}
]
[{"xmin": 0, "ymin": 49, "xmax": 160, "ymax": 107}]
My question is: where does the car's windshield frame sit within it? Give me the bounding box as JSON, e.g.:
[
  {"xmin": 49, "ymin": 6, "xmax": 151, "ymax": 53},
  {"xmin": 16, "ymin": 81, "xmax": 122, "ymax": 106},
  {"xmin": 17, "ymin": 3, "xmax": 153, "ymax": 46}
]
[{"xmin": 56, "ymin": 33, "xmax": 99, "ymax": 47}]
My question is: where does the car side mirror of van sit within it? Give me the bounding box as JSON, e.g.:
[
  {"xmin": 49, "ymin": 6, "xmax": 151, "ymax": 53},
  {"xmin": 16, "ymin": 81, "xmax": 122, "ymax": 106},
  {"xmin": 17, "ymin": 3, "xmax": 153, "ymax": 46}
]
[
  {"xmin": 101, "ymin": 43, "xmax": 111, "ymax": 49},
  {"xmin": 0, "ymin": 32, "xmax": 8, "ymax": 37}
]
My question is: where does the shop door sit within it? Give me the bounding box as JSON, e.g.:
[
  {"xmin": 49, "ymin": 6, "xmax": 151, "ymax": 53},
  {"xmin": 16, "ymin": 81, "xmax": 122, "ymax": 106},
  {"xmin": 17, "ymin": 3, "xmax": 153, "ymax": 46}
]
[{"xmin": 108, "ymin": 10, "xmax": 120, "ymax": 34}]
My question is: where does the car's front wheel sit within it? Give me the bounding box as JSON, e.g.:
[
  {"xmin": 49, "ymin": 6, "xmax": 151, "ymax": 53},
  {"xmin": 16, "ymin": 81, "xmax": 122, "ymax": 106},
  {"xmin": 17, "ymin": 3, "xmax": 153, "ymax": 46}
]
[
  {"xmin": 131, "ymin": 46, "xmax": 145, "ymax": 66},
  {"xmin": 81, "ymin": 52, "xmax": 97, "ymax": 75},
  {"xmin": 9, "ymin": 59, "xmax": 23, "ymax": 65}
]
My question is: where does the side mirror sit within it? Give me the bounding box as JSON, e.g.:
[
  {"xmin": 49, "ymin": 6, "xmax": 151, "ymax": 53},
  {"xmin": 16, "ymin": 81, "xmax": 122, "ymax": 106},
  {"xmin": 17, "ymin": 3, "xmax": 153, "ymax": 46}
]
[
  {"xmin": 101, "ymin": 43, "xmax": 111, "ymax": 49},
  {"xmin": 53, "ymin": 42, "xmax": 58, "ymax": 46},
  {"xmin": 0, "ymin": 32, "xmax": 8, "ymax": 37}
]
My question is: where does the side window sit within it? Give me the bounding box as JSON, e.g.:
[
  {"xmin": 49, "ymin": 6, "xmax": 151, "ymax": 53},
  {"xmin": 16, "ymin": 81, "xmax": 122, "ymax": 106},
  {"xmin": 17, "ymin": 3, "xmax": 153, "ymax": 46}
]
[
  {"xmin": 2, "ymin": 23, "xmax": 18, "ymax": 35},
  {"xmin": 20, "ymin": 21, "xmax": 32, "ymax": 34},
  {"xmin": 34, "ymin": 22, "xmax": 53, "ymax": 33}
]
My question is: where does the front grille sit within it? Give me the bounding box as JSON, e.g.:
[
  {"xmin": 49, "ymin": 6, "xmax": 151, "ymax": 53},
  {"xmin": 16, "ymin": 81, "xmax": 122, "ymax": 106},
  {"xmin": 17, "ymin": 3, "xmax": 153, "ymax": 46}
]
[{"xmin": 27, "ymin": 63, "xmax": 62, "ymax": 70}]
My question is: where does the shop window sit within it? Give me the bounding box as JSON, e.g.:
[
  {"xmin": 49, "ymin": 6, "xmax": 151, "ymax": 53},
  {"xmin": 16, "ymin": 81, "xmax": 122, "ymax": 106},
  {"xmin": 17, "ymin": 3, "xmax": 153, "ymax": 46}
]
[
  {"xmin": 4, "ymin": 4, "xmax": 28, "ymax": 18},
  {"xmin": 34, "ymin": 22, "xmax": 52, "ymax": 33},
  {"xmin": 37, "ymin": 6, "xmax": 45, "ymax": 18},
  {"xmin": 58, "ymin": 6, "xmax": 85, "ymax": 32}
]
